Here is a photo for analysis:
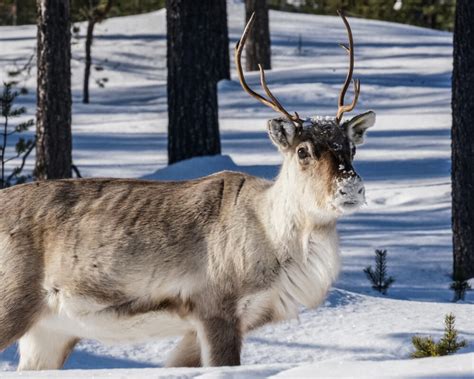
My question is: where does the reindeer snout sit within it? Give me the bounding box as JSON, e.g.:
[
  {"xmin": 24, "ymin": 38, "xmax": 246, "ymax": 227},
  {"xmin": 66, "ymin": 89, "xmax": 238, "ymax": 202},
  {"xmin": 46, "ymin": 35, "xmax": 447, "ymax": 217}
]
[
  {"xmin": 338, "ymin": 180, "xmax": 364, "ymax": 196},
  {"xmin": 334, "ymin": 175, "xmax": 365, "ymax": 212}
]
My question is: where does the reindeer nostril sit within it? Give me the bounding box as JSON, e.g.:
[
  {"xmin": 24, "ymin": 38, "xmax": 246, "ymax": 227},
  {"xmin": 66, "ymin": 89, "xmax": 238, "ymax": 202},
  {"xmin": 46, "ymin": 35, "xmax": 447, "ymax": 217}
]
[
  {"xmin": 358, "ymin": 188, "xmax": 364, "ymax": 194},
  {"xmin": 339, "ymin": 190, "xmax": 347, "ymax": 196}
]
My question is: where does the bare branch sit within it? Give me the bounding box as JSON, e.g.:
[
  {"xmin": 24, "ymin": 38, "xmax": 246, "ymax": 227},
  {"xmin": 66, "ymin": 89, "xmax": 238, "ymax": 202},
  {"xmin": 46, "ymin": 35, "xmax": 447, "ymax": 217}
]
[
  {"xmin": 72, "ymin": 164, "xmax": 82, "ymax": 178},
  {"xmin": 5, "ymin": 138, "xmax": 35, "ymax": 186}
]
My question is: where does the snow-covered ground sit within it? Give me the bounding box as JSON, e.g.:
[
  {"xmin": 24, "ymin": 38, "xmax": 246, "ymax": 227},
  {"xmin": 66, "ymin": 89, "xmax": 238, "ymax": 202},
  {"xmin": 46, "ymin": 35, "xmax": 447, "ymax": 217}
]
[{"xmin": 0, "ymin": 1, "xmax": 473, "ymax": 377}]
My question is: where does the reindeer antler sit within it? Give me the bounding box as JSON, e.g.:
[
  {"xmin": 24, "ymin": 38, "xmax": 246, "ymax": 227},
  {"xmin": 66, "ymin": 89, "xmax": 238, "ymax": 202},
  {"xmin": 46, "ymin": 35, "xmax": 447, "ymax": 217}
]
[
  {"xmin": 336, "ymin": 10, "xmax": 360, "ymax": 124},
  {"xmin": 235, "ymin": 13, "xmax": 303, "ymax": 128}
]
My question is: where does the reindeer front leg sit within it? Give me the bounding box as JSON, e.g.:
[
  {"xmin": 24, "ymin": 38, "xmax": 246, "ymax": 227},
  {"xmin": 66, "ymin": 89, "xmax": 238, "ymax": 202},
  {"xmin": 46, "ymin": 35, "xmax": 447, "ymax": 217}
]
[
  {"xmin": 194, "ymin": 294, "xmax": 242, "ymax": 367},
  {"xmin": 197, "ymin": 316, "xmax": 241, "ymax": 366}
]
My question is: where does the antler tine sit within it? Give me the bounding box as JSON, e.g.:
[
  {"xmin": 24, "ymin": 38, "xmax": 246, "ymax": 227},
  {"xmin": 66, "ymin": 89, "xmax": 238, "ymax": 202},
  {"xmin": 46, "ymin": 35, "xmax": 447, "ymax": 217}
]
[
  {"xmin": 258, "ymin": 64, "xmax": 301, "ymax": 125},
  {"xmin": 336, "ymin": 10, "xmax": 360, "ymax": 123},
  {"xmin": 235, "ymin": 13, "xmax": 302, "ymax": 127}
]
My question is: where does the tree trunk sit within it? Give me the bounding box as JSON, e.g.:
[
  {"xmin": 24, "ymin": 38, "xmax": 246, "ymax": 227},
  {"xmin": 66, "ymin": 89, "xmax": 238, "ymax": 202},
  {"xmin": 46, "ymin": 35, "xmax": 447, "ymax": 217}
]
[
  {"xmin": 213, "ymin": 0, "xmax": 230, "ymax": 81},
  {"xmin": 452, "ymin": 0, "xmax": 474, "ymax": 281},
  {"xmin": 11, "ymin": 1, "xmax": 17, "ymax": 25},
  {"xmin": 166, "ymin": 0, "xmax": 222, "ymax": 164},
  {"xmin": 82, "ymin": 0, "xmax": 112, "ymax": 104},
  {"xmin": 83, "ymin": 20, "xmax": 95, "ymax": 104},
  {"xmin": 245, "ymin": 0, "xmax": 271, "ymax": 71},
  {"xmin": 35, "ymin": 0, "xmax": 72, "ymax": 180}
]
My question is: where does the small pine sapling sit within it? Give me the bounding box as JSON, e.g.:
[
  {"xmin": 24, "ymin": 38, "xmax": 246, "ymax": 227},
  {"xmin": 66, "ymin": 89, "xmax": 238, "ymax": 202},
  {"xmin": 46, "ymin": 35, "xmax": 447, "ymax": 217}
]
[
  {"xmin": 437, "ymin": 313, "xmax": 468, "ymax": 355},
  {"xmin": 363, "ymin": 249, "xmax": 395, "ymax": 294},
  {"xmin": 0, "ymin": 82, "xmax": 35, "ymax": 189},
  {"xmin": 411, "ymin": 313, "xmax": 468, "ymax": 358},
  {"xmin": 450, "ymin": 279, "xmax": 471, "ymax": 302},
  {"xmin": 411, "ymin": 336, "xmax": 439, "ymax": 358}
]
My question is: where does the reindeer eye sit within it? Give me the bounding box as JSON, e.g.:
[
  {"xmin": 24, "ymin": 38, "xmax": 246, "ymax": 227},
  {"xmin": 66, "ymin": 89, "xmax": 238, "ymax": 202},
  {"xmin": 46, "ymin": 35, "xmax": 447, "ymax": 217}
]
[{"xmin": 297, "ymin": 147, "xmax": 308, "ymax": 160}]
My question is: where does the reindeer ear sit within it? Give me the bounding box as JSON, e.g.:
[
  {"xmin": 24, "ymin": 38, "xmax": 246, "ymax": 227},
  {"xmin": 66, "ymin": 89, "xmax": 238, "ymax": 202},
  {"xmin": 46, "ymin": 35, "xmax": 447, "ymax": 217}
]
[
  {"xmin": 344, "ymin": 111, "xmax": 376, "ymax": 145},
  {"xmin": 267, "ymin": 118, "xmax": 297, "ymax": 151}
]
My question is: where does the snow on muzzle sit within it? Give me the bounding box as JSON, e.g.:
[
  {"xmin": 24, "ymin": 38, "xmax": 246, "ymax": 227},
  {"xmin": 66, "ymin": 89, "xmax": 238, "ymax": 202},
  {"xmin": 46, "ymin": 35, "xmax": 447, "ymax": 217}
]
[{"xmin": 333, "ymin": 170, "xmax": 366, "ymax": 212}]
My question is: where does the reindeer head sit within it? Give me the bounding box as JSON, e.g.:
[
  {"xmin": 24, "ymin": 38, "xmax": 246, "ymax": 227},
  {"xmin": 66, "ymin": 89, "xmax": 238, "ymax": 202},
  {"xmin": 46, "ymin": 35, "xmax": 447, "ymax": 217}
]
[{"xmin": 235, "ymin": 11, "xmax": 375, "ymax": 217}]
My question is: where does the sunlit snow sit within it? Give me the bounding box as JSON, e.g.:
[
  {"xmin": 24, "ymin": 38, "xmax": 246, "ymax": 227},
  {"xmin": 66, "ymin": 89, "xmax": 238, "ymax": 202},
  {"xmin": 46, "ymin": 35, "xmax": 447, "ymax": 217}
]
[{"xmin": 0, "ymin": 1, "xmax": 472, "ymax": 377}]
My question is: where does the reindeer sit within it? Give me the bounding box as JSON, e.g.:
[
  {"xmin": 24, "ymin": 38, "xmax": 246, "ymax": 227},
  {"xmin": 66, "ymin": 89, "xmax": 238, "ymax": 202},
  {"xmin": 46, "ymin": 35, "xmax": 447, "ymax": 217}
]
[{"xmin": 0, "ymin": 12, "xmax": 375, "ymax": 370}]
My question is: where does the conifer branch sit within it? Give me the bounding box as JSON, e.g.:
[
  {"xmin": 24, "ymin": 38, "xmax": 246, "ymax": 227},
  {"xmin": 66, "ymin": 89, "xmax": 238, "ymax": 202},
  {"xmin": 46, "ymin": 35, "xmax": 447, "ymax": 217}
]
[
  {"xmin": 363, "ymin": 249, "xmax": 395, "ymax": 294},
  {"xmin": 411, "ymin": 313, "xmax": 468, "ymax": 358},
  {"xmin": 0, "ymin": 82, "xmax": 35, "ymax": 189}
]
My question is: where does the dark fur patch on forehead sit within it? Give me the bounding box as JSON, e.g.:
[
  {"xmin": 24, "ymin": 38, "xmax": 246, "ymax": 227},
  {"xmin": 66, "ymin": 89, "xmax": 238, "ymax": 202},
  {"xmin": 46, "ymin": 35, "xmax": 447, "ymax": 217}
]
[{"xmin": 298, "ymin": 119, "xmax": 351, "ymax": 154}]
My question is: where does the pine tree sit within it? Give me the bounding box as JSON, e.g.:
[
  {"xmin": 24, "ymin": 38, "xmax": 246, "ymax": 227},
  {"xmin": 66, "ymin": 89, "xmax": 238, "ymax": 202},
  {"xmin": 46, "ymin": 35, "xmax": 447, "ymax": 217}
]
[
  {"xmin": 411, "ymin": 336, "xmax": 439, "ymax": 358},
  {"xmin": 35, "ymin": 0, "xmax": 72, "ymax": 180},
  {"xmin": 363, "ymin": 249, "xmax": 395, "ymax": 295},
  {"xmin": 437, "ymin": 313, "xmax": 468, "ymax": 355},
  {"xmin": 452, "ymin": 0, "xmax": 474, "ymax": 282},
  {"xmin": 166, "ymin": 0, "xmax": 225, "ymax": 163},
  {"xmin": 268, "ymin": 0, "xmax": 456, "ymax": 31},
  {"xmin": 213, "ymin": 0, "xmax": 230, "ymax": 81},
  {"xmin": 245, "ymin": 0, "xmax": 271, "ymax": 71},
  {"xmin": 77, "ymin": 0, "xmax": 113, "ymax": 104},
  {"xmin": 0, "ymin": 82, "xmax": 35, "ymax": 189},
  {"xmin": 411, "ymin": 313, "xmax": 468, "ymax": 358}
]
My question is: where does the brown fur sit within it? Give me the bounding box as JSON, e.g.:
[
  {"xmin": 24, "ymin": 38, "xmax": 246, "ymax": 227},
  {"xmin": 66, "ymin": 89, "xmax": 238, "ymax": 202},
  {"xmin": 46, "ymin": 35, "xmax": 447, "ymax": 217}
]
[
  {"xmin": 0, "ymin": 110, "xmax": 375, "ymax": 369},
  {"xmin": 0, "ymin": 231, "xmax": 45, "ymax": 351},
  {"xmin": 105, "ymin": 297, "xmax": 194, "ymax": 318},
  {"xmin": 0, "ymin": 174, "xmax": 275, "ymax": 362}
]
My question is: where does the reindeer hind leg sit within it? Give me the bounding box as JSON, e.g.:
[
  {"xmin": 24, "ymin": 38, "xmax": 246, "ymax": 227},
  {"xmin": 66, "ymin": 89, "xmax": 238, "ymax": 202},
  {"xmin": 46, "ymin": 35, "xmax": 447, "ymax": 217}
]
[
  {"xmin": 0, "ymin": 238, "xmax": 45, "ymax": 352},
  {"xmin": 17, "ymin": 323, "xmax": 78, "ymax": 371},
  {"xmin": 166, "ymin": 330, "xmax": 201, "ymax": 367}
]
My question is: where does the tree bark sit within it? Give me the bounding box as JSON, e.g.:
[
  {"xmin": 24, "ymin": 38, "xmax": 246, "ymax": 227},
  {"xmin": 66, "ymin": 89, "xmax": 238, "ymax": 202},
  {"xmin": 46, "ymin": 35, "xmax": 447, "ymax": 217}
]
[
  {"xmin": 452, "ymin": 0, "xmax": 474, "ymax": 281},
  {"xmin": 213, "ymin": 0, "xmax": 230, "ymax": 81},
  {"xmin": 35, "ymin": 0, "xmax": 72, "ymax": 180},
  {"xmin": 166, "ymin": 0, "xmax": 223, "ymax": 164},
  {"xmin": 245, "ymin": 0, "xmax": 271, "ymax": 71},
  {"xmin": 83, "ymin": 20, "xmax": 95, "ymax": 104}
]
